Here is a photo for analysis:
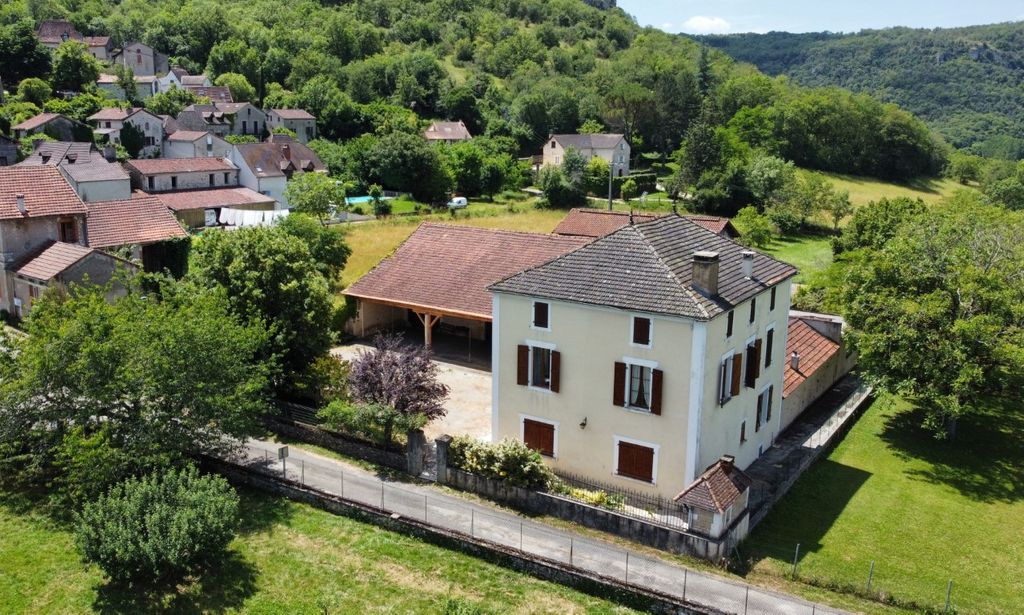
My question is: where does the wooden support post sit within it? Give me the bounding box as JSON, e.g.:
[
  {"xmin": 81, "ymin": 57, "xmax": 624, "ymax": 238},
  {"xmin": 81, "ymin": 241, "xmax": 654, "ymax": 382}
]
[{"xmin": 415, "ymin": 312, "xmax": 441, "ymax": 348}]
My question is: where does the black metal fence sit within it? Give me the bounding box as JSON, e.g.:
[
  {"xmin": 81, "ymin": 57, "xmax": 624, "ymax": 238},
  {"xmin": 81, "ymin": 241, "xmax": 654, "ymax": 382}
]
[{"xmin": 552, "ymin": 471, "xmax": 689, "ymax": 530}]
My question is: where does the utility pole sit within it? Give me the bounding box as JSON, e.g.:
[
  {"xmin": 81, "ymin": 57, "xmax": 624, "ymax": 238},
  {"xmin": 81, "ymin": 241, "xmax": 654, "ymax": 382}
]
[{"xmin": 607, "ymin": 161, "xmax": 617, "ymax": 210}]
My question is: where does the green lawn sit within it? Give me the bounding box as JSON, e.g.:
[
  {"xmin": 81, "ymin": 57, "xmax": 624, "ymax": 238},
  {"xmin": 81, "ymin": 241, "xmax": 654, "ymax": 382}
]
[
  {"xmin": 801, "ymin": 170, "xmax": 970, "ymax": 208},
  {"xmin": 763, "ymin": 234, "xmax": 833, "ymax": 282},
  {"xmin": 0, "ymin": 489, "xmax": 639, "ymax": 614},
  {"xmin": 745, "ymin": 394, "xmax": 1024, "ymax": 614}
]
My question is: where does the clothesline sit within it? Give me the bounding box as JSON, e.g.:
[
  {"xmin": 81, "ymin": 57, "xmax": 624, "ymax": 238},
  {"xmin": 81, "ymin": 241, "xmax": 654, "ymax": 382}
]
[{"xmin": 219, "ymin": 208, "xmax": 289, "ymax": 227}]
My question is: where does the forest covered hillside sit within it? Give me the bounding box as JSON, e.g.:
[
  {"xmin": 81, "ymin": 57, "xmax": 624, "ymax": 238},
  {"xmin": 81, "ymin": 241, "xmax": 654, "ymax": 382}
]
[{"xmin": 700, "ymin": 22, "xmax": 1024, "ymax": 159}]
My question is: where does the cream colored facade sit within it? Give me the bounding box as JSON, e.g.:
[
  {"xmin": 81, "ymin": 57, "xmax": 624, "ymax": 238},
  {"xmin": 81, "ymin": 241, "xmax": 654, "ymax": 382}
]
[{"xmin": 492, "ymin": 278, "xmax": 791, "ymax": 500}]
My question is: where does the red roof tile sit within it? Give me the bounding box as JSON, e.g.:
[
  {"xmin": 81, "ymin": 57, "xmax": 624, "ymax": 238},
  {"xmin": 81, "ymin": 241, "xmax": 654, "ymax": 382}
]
[
  {"xmin": 271, "ymin": 109, "xmax": 315, "ymax": 120},
  {"xmin": 0, "ymin": 166, "xmax": 87, "ymax": 219},
  {"xmin": 126, "ymin": 157, "xmax": 235, "ymax": 175},
  {"xmin": 424, "ymin": 121, "xmax": 472, "ymax": 141},
  {"xmin": 783, "ymin": 317, "xmax": 841, "ymax": 398},
  {"xmin": 674, "ymin": 456, "xmax": 752, "ymax": 513},
  {"xmin": 345, "ymin": 224, "xmax": 590, "ymax": 320},
  {"xmin": 552, "ymin": 209, "xmax": 739, "ymax": 239},
  {"xmin": 155, "ymin": 187, "xmax": 275, "ymax": 211},
  {"xmin": 86, "ymin": 193, "xmax": 187, "ymax": 248},
  {"xmin": 15, "ymin": 241, "xmax": 94, "ymax": 281},
  {"xmin": 166, "ymin": 130, "xmax": 213, "ymax": 142},
  {"xmin": 12, "ymin": 113, "xmax": 64, "ymax": 131},
  {"xmin": 88, "ymin": 107, "xmax": 134, "ymax": 122}
]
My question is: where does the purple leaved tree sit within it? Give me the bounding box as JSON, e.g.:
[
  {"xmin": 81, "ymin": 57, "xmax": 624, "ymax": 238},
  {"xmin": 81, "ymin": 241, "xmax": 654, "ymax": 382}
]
[{"xmin": 348, "ymin": 333, "xmax": 450, "ymax": 447}]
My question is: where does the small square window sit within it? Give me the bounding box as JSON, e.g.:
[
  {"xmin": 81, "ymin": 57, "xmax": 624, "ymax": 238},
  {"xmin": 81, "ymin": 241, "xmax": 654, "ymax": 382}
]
[
  {"xmin": 726, "ymin": 310, "xmax": 734, "ymax": 338},
  {"xmin": 533, "ymin": 302, "xmax": 549, "ymax": 329},
  {"xmin": 632, "ymin": 317, "xmax": 651, "ymax": 346}
]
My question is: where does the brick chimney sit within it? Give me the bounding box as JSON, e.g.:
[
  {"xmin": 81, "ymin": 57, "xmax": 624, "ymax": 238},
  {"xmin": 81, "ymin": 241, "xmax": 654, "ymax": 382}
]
[
  {"xmin": 741, "ymin": 250, "xmax": 755, "ymax": 279},
  {"xmin": 15, "ymin": 194, "xmax": 26, "ymax": 215},
  {"xmin": 718, "ymin": 455, "xmax": 735, "ymax": 472},
  {"xmin": 692, "ymin": 251, "xmax": 720, "ymax": 297}
]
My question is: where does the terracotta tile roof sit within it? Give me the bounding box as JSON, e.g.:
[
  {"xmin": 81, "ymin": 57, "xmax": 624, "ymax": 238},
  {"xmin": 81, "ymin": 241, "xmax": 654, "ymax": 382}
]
[
  {"xmin": 553, "ymin": 208, "xmax": 739, "ymax": 239},
  {"xmin": 88, "ymin": 107, "xmax": 135, "ymax": 122},
  {"xmin": 12, "ymin": 113, "xmax": 64, "ymax": 131},
  {"xmin": 36, "ymin": 20, "xmax": 82, "ymax": 43},
  {"xmin": 424, "ymin": 121, "xmax": 472, "ymax": 141},
  {"xmin": 272, "ymin": 109, "xmax": 315, "ymax": 120},
  {"xmin": 184, "ymin": 86, "xmax": 232, "ymax": 103},
  {"xmin": 0, "ymin": 166, "xmax": 87, "ymax": 219},
  {"xmin": 345, "ymin": 224, "xmax": 590, "ymax": 320},
  {"xmin": 86, "ymin": 193, "xmax": 187, "ymax": 248},
  {"xmin": 783, "ymin": 317, "xmax": 842, "ymax": 398},
  {"xmin": 15, "ymin": 241, "xmax": 94, "ymax": 281},
  {"xmin": 62, "ymin": 159, "xmax": 131, "ymax": 183},
  {"xmin": 155, "ymin": 187, "xmax": 275, "ymax": 211},
  {"xmin": 180, "ymin": 75, "xmax": 210, "ymax": 86},
  {"xmin": 492, "ymin": 214, "xmax": 797, "ymax": 320},
  {"xmin": 234, "ymin": 142, "xmax": 324, "ymax": 177},
  {"xmin": 551, "ymin": 133, "xmax": 625, "ymax": 150},
  {"xmin": 15, "ymin": 141, "xmax": 95, "ymax": 166},
  {"xmin": 125, "ymin": 157, "xmax": 235, "ymax": 175},
  {"xmin": 84, "ymin": 36, "xmax": 110, "ymax": 46},
  {"xmin": 674, "ymin": 456, "xmax": 752, "ymax": 513},
  {"xmin": 166, "ymin": 130, "xmax": 211, "ymax": 142}
]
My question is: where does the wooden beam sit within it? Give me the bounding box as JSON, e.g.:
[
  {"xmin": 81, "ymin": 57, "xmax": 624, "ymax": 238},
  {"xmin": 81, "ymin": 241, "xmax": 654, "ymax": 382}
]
[{"xmin": 416, "ymin": 312, "xmax": 441, "ymax": 347}]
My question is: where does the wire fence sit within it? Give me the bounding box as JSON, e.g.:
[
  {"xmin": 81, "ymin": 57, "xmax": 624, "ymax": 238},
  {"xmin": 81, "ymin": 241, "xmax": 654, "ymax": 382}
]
[
  {"xmin": 552, "ymin": 470, "xmax": 690, "ymax": 530},
  {"xmin": 239, "ymin": 442, "xmax": 846, "ymax": 615}
]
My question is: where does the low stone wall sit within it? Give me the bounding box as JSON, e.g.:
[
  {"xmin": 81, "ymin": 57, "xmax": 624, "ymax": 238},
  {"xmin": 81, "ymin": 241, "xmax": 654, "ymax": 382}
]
[
  {"xmin": 264, "ymin": 416, "xmax": 409, "ymax": 472},
  {"xmin": 443, "ymin": 466, "xmax": 725, "ymax": 561},
  {"xmin": 204, "ymin": 457, "xmax": 721, "ymax": 615}
]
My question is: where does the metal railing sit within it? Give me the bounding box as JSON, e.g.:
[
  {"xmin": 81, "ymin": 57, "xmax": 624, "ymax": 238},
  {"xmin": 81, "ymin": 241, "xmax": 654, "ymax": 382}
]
[
  {"xmin": 552, "ymin": 470, "xmax": 690, "ymax": 530},
  {"xmin": 234, "ymin": 442, "xmax": 845, "ymax": 615}
]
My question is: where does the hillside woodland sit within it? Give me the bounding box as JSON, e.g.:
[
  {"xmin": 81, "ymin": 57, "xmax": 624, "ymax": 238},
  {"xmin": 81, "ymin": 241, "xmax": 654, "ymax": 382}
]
[
  {"xmin": 701, "ymin": 23, "xmax": 1024, "ymax": 159},
  {"xmin": 1, "ymin": 0, "xmax": 949, "ymax": 207}
]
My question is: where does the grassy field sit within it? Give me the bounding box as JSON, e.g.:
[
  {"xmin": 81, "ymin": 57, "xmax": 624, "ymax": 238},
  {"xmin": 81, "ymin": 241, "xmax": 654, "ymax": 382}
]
[
  {"xmin": 763, "ymin": 234, "xmax": 833, "ymax": 282},
  {"xmin": 338, "ymin": 203, "xmax": 565, "ymax": 286},
  {"xmin": 744, "ymin": 394, "xmax": 1024, "ymax": 614},
  {"xmin": 0, "ymin": 489, "xmax": 639, "ymax": 614},
  {"xmin": 803, "ymin": 170, "xmax": 970, "ymax": 208}
]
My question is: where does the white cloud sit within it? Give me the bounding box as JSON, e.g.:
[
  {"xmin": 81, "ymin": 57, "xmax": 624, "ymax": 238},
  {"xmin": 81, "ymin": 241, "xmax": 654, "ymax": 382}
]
[
  {"xmin": 679, "ymin": 16, "xmax": 731, "ymax": 34},
  {"xmin": 660, "ymin": 22, "xmax": 674, "ymax": 31}
]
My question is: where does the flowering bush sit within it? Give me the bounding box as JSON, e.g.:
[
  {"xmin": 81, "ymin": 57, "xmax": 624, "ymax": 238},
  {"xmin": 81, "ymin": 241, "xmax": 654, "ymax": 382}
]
[{"xmin": 448, "ymin": 436, "xmax": 554, "ymax": 490}]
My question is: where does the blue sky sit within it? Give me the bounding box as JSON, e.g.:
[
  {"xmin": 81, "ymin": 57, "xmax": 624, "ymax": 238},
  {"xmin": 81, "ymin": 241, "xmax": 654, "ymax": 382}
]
[{"xmin": 617, "ymin": 1, "xmax": 1024, "ymax": 35}]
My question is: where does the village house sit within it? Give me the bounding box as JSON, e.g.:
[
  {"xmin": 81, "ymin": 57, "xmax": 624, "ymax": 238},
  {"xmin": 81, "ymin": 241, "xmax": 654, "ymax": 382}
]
[
  {"xmin": 162, "ymin": 130, "xmax": 232, "ymax": 159},
  {"xmin": 228, "ymin": 136, "xmax": 326, "ymax": 208},
  {"xmin": 12, "ymin": 113, "xmax": 91, "ymax": 142},
  {"xmin": 124, "ymin": 157, "xmax": 239, "ymax": 193},
  {"xmin": 185, "ymin": 86, "xmax": 233, "ymax": 104},
  {"xmin": 553, "ymin": 208, "xmax": 741, "ymax": 240},
  {"xmin": 0, "ymin": 135, "xmax": 16, "ymax": 166},
  {"xmin": 34, "ymin": 20, "xmax": 112, "ymax": 59},
  {"xmin": 87, "ymin": 108, "xmax": 163, "ymax": 157},
  {"xmin": 543, "ymin": 134, "xmax": 631, "ymax": 176},
  {"xmin": 17, "ymin": 141, "xmax": 131, "ymax": 203},
  {"xmin": 674, "ymin": 455, "xmax": 753, "ymax": 545},
  {"xmin": 176, "ymin": 103, "xmax": 266, "ymax": 138},
  {"xmin": 157, "ymin": 69, "xmax": 213, "ymax": 94},
  {"xmin": 0, "ymin": 166, "xmax": 130, "ymax": 318},
  {"xmin": 488, "ymin": 214, "xmax": 796, "ymax": 502},
  {"xmin": 84, "ymin": 192, "xmax": 187, "ymax": 270},
  {"xmin": 155, "ymin": 186, "xmax": 277, "ymax": 229},
  {"xmin": 96, "ymin": 73, "xmax": 159, "ymax": 101},
  {"xmin": 423, "ymin": 120, "xmax": 472, "ymax": 144},
  {"xmin": 781, "ymin": 311, "xmax": 857, "ymax": 431},
  {"xmin": 267, "ymin": 109, "xmax": 318, "ymax": 144},
  {"xmin": 111, "ymin": 42, "xmax": 168, "ymax": 77}
]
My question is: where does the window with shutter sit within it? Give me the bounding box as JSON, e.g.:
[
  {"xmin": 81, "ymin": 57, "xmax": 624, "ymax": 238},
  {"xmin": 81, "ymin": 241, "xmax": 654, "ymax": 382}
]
[
  {"xmin": 650, "ymin": 369, "xmax": 663, "ymax": 415},
  {"xmin": 532, "ymin": 302, "xmax": 549, "ymax": 329},
  {"xmin": 765, "ymin": 329, "xmax": 774, "ymax": 368},
  {"xmin": 523, "ymin": 419, "xmax": 555, "ymax": 457},
  {"xmin": 516, "ymin": 345, "xmax": 529, "ymax": 386},
  {"xmin": 766, "ymin": 385, "xmax": 774, "ymax": 421},
  {"xmin": 530, "ymin": 347, "xmax": 552, "ymax": 389},
  {"xmin": 731, "ymin": 352, "xmax": 743, "ymax": 396},
  {"xmin": 550, "ymin": 351, "xmax": 561, "ymax": 393},
  {"xmin": 749, "ymin": 297, "xmax": 757, "ymax": 323},
  {"xmin": 613, "ymin": 362, "xmax": 627, "ymax": 406},
  {"xmin": 756, "ymin": 392, "xmax": 764, "ymax": 431},
  {"xmin": 632, "ymin": 316, "xmax": 651, "ymax": 346},
  {"xmin": 616, "ymin": 441, "xmax": 655, "ymax": 482}
]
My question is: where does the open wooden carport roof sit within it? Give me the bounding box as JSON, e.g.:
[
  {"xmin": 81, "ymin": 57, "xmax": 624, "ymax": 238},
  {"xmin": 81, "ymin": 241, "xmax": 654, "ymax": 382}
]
[{"xmin": 344, "ymin": 224, "xmax": 591, "ymax": 335}]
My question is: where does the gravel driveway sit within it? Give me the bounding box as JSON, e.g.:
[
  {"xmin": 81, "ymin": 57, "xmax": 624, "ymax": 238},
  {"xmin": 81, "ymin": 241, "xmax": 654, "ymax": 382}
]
[{"xmin": 332, "ymin": 343, "xmax": 493, "ymax": 442}]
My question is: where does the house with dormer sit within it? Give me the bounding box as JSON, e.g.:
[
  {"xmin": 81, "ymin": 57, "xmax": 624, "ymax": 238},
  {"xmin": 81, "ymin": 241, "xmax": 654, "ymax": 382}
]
[
  {"xmin": 543, "ymin": 134, "xmax": 631, "ymax": 176},
  {"xmin": 176, "ymin": 103, "xmax": 266, "ymax": 138},
  {"xmin": 228, "ymin": 136, "xmax": 325, "ymax": 208},
  {"xmin": 87, "ymin": 108, "xmax": 163, "ymax": 157},
  {"xmin": 489, "ymin": 214, "xmax": 797, "ymax": 502}
]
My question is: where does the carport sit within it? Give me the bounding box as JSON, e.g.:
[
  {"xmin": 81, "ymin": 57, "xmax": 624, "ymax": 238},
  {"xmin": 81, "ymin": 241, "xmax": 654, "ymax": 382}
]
[{"xmin": 344, "ymin": 223, "xmax": 589, "ymax": 352}]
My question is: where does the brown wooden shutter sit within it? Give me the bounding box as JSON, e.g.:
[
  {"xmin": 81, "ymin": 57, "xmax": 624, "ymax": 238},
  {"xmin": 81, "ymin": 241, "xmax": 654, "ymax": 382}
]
[
  {"xmin": 617, "ymin": 442, "xmax": 654, "ymax": 482},
  {"xmin": 613, "ymin": 361, "xmax": 626, "ymax": 406},
  {"xmin": 523, "ymin": 419, "xmax": 555, "ymax": 457},
  {"xmin": 767, "ymin": 385, "xmax": 774, "ymax": 421},
  {"xmin": 765, "ymin": 329, "xmax": 774, "ymax": 368},
  {"xmin": 550, "ymin": 351, "xmax": 561, "ymax": 393},
  {"xmin": 754, "ymin": 339, "xmax": 763, "ymax": 378},
  {"xmin": 755, "ymin": 392, "xmax": 764, "ymax": 431},
  {"xmin": 731, "ymin": 352, "xmax": 743, "ymax": 396},
  {"xmin": 517, "ymin": 345, "xmax": 529, "ymax": 386},
  {"xmin": 718, "ymin": 362, "xmax": 727, "ymax": 405},
  {"xmin": 650, "ymin": 369, "xmax": 663, "ymax": 415}
]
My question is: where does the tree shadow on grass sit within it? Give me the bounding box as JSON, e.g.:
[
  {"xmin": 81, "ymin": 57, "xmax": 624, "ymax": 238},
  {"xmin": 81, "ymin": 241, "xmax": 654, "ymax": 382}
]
[
  {"xmin": 878, "ymin": 397, "xmax": 1024, "ymax": 503},
  {"xmin": 92, "ymin": 550, "xmax": 258, "ymax": 615}
]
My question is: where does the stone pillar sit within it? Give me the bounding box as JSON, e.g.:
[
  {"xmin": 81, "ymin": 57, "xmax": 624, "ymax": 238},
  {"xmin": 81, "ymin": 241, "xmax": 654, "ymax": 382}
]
[
  {"xmin": 406, "ymin": 428, "xmax": 425, "ymax": 476},
  {"xmin": 434, "ymin": 434, "xmax": 453, "ymax": 485}
]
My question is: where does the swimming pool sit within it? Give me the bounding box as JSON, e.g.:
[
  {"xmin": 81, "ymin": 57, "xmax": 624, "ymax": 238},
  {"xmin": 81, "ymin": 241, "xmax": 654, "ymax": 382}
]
[{"xmin": 345, "ymin": 195, "xmax": 394, "ymax": 205}]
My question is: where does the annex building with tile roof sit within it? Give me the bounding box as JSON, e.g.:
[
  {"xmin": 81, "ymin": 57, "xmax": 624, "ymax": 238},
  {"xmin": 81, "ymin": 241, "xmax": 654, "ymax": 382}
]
[
  {"xmin": 490, "ymin": 213, "xmax": 797, "ymax": 508},
  {"xmin": 780, "ymin": 311, "xmax": 858, "ymax": 432},
  {"xmin": 553, "ymin": 208, "xmax": 740, "ymax": 240}
]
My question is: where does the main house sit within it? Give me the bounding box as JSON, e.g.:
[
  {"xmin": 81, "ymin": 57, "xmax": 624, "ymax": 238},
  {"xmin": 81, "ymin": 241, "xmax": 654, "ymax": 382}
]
[
  {"xmin": 228, "ymin": 136, "xmax": 325, "ymax": 208},
  {"xmin": 543, "ymin": 134, "xmax": 631, "ymax": 176},
  {"xmin": 87, "ymin": 108, "xmax": 164, "ymax": 157},
  {"xmin": 176, "ymin": 103, "xmax": 266, "ymax": 138},
  {"xmin": 489, "ymin": 214, "xmax": 797, "ymax": 501},
  {"xmin": 35, "ymin": 20, "xmax": 111, "ymax": 59}
]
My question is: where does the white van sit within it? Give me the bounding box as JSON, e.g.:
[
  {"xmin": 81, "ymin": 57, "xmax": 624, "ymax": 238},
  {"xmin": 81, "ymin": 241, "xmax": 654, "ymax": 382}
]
[{"xmin": 447, "ymin": 196, "xmax": 468, "ymax": 209}]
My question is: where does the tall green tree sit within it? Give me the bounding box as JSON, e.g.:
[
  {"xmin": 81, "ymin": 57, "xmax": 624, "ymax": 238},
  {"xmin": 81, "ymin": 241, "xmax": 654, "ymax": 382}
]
[
  {"xmin": 0, "ymin": 19, "xmax": 51, "ymax": 84},
  {"xmin": 50, "ymin": 40, "xmax": 101, "ymax": 92},
  {"xmin": 284, "ymin": 171, "xmax": 346, "ymax": 223}
]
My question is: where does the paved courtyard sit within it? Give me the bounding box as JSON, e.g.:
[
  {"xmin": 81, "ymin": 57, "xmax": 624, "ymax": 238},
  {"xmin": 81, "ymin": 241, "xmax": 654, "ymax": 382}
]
[{"xmin": 332, "ymin": 342, "xmax": 493, "ymax": 442}]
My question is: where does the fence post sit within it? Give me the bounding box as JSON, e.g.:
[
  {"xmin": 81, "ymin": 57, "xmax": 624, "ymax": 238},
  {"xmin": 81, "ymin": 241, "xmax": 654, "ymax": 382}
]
[
  {"xmin": 519, "ymin": 522, "xmax": 524, "ymax": 552},
  {"xmin": 866, "ymin": 560, "xmax": 875, "ymax": 593},
  {"xmin": 380, "ymin": 481, "xmax": 385, "ymax": 509},
  {"xmin": 625, "ymin": 552, "xmax": 629, "ymax": 584},
  {"xmin": 570, "ymin": 537, "xmax": 574, "ymax": 567},
  {"xmin": 945, "ymin": 580, "xmax": 953, "ymax": 613},
  {"xmin": 471, "ymin": 509, "xmax": 475, "ymax": 538},
  {"xmin": 792, "ymin": 543, "xmax": 801, "ymax": 578},
  {"xmin": 301, "ymin": 459, "xmax": 305, "ymax": 485},
  {"xmin": 339, "ymin": 470, "xmax": 344, "ymax": 499},
  {"xmin": 424, "ymin": 496, "xmax": 428, "ymax": 523},
  {"xmin": 682, "ymin": 568, "xmax": 687, "ymax": 602},
  {"xmin": 744, "ymin": 586, "xmax": 749, "ymax": 614}
]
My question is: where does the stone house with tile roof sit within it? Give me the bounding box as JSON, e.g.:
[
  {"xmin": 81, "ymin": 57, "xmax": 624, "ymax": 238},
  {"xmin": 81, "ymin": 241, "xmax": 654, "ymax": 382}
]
[
  {"xmin": 16, "ymin": 141, "xmax": 131, "ymax": 203},
  {"xmin": 553, "ymin": 208, "xmax": 740, "ymax": 240},
  {"xmin": 674, "ymin": 455, "xmax": 753, "ymax": 545},
  {"xmin": 35, "ymin": 20, "xmax": 112, "ymax": 59},
  {"xmin": 423, "ymin": 120, "xmax": 472, "ymax": 144},
  {"xmin": 267, "ymin": 109, "xmax": 317, "ymax": 143},
  {"xmin": 111, "ymin": 42, "xmax": 168, "ymax": 77},
  {"xmin": 228, "ymin": 137, "xmax": 325, "ymax": 208},
  {"xmin": 12, "ymin": 113, "xmax": 92, "ymax": 142},
  {"xmin": 781, "ymin": 311, "xmax": 857, "ymax": 431},
  {"xmin": 125, "ymin": 157, "xmax": 239, "ymax": 193},
  {"xmin": 543, "ymin": 133, "xmax": 630, "ymax": 176},
  {"xmin": 87, "ymin": 108, "xmax": 164, "ymax": 157},
  {"xmin": 162, "ymin": 130, "xmax": 232, "ymax": 159},
  {"xmin": 489, "ymin": 214, "xmax": 797, "ymax": 501},
  {"xmin": 176, "ymin": 103, "xmax": 265, "ymax": 138}
]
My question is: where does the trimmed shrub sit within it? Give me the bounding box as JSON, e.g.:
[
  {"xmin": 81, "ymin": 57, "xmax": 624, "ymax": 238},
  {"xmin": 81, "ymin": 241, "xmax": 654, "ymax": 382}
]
[
  {"xmin": 448, "ymin": 436, "xmax": 554, "ymax": 489},
  {"xmin": 75, "ymin": 466, "xmax": 239, "ymax": 584}
]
